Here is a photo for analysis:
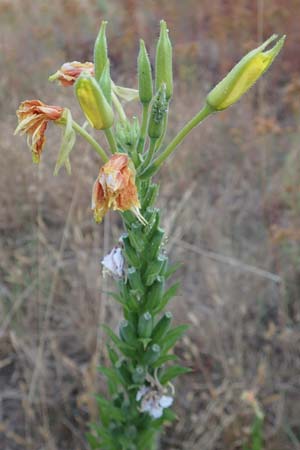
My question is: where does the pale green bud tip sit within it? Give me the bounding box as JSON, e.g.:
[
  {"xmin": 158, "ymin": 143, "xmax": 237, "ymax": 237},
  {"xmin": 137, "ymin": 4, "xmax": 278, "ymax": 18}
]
[{"xmin": 206, "ymin": 34, "xmax": 286, "ymax": 111}]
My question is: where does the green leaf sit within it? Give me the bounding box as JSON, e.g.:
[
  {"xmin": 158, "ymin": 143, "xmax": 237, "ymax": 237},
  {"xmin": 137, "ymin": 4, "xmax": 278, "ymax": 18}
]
[
  {"xmin": 159, "ymin": 365, "xmax": 192, "ymax": 384},
  {"xmin": 162, "ymin": 324, "xmax": 189, "ymax": 352},
  {"xmin": 164, "ymin": 262, "xmax": 182, "ymax": 279},
  {"xmin": 154, "ymin": 282, "xmax": 180, "ymax": 314},
  {"xmin": 152, "ymin": 354, "xmax": 178, "ymax": 368},
  {"xmin": 102, "ymin": 325, "xmax": 137, "ymax": 358},
  {"xmin": 54, "ymin": 108, "xmax": 76, "ymax": 175},
  {"xmin": 96, "ymin": 396, "xmax": 124, "ymax": 422}
]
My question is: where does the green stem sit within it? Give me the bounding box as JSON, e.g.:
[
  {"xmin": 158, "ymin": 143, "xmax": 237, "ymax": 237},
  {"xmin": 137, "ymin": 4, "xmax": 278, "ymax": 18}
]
[
  {"xmin": 105, "ymin": 127, "xmax": 118, "ymax": 154},
  {"xmin": 154, "ymin": 111, "xmax": 168, "ymax": 152},
  {"xmin": 152, "ymin": 103, "xmax": 213, "ymax": 171},
  {"xmin": 139, "ymin": 139, "xmax": 157, "ymax": 174},
  {"xmin": 112, "ymin": 91, "xmax": 127, "ymax": 124},
  {"xmin": 72, "ymin": 120, "xmax": 109, "ymax": 162},
  {"xmin": 136, "ymin": 103, "xmax": 150, "ymax": 154}
]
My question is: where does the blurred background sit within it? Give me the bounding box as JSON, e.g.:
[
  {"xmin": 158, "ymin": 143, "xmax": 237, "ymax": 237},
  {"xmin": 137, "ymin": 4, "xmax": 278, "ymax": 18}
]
[{"xmin": 1, "ymin": 0, "xmax": 300, "ymax": 449}]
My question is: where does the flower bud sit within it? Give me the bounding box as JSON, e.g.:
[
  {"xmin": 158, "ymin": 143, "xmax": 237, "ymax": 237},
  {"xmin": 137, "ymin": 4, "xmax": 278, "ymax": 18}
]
[
  {"xmin": 132, "ymin": 365, "xmax": 146, "ymax": 384},
  {"xmin": 148, "ymin": 84, "xmax": 167, "ymax": 140},
  {"xmin": 207, "ymin": 34, "xmax": 286, "ymax": 111},
  {"xmin": 152, "ymin": 311, "xmax": 172, "ymax": 342},
  {"xmin": 138, "ymin": 39, "xmax": 153, "ymax": 104},
  {"xmin": 138, "ymin": 312, "xmax": 153, "ymax": 338},
  {"xmin": 94, "ymin": 20, "xmax": 108, "ymax": 81},
  {"xmin": 145, "ymin": 276, "xmax": 164, "ymax": 310},
  {"xmin": 119, "ymin": 319, "xmax": 136, "ymax": 344},
  {"xmin": 75, "ymin": 73, "xmax": 114, "ymax": 129},
  {"xmin": 142, "ymin": 343, "xmax": 161, "ymax": 365},
  {"xmin": 127, "ymin": 267, "xmax": 144, "ymax": 296},
  {"xmin": 144, "ymin": 255, "xmax": 167, "ymax": 286},
  {"xmin": 155, "ymin": 20, "xmax": 173, "ymax": 100}
]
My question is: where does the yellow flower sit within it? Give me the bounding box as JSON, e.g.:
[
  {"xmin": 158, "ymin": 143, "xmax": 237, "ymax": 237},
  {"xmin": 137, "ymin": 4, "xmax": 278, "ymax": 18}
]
[
  {"xmin": 92, "ymin": 153, "xmax": 145, "ymax": 224},
  {"xmin": 207, "ymin": 34, "xmax": 286, "ymax": 111},
  {"xmin": 15, "ymin": 100, "xmax": 64, "ymax": 163}
]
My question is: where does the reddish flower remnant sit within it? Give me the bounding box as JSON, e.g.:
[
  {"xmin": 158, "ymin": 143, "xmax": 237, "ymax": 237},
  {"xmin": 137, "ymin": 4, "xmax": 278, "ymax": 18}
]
[
  {"xmin": 15, "ymin": 100, "xmax": 64, "ymax": 163},
  {"xmin": 49, "ymin": 61, "xmax": 94, "ymax": 86},
  {"xmin": 92, "ymin": 153, "xmax": 141, "ymax": 223}
]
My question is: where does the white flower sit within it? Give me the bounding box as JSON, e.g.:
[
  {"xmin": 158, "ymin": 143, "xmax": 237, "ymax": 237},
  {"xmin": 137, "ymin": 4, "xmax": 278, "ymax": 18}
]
[
  {"xmin": 101, "ymin": 247, "xmax": 124, "ymax": 279},
  {"xmin": 136, "ymin": 384, "xmax": 174, "ymax": 419}
]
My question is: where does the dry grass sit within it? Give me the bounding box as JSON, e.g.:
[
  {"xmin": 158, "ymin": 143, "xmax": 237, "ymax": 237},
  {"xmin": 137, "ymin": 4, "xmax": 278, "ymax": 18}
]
[{"xmin": 1, "ymin": 1, "xmax": 300, "ymax": 449}]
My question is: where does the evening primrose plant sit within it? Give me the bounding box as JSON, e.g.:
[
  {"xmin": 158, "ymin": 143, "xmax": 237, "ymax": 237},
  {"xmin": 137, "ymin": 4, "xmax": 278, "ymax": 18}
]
[{"xmin": 15, "ymin": 20, "xmax": 285, "ymax": 450}]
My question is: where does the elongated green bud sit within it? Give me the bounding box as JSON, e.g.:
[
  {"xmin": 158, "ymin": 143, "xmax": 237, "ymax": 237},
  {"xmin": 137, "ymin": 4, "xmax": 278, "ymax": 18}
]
[
  {"xmin": 122, "ymin": 234, "xmax": 142, "ymax": 268},
  {"xmin": 132, "ymin": 365, "xmax": 146, "ymax": 384},
  {"xmin": 115, "ymin": 359, "xmax": 132, "ymax": 384},
  {"xmin": 147, "ymin": 227, "xmax": 164, "ymax": 260},
  {"xmin": 155, "ymin": 20, "xmax": 173, "ymax": 100},
  {"xmin": 207, "ymin": 35, "xmax": 285, "ymax": 111},
  {"xmin": 127, "ymin": 267, "xmax": 144, "ymax": 296},
  {"xmin": 148, "ymin": 84, "xmax": 167, "ymax": 139},
  {"xmin": 152, "ymin": 311, "xmax": 172, "ymax": 342},
  {"xmin": 75, "ymin": 73, "xmax": 114, "ymax": 129},
  {"xmin": 119, "ymin": 319, "xmax": 136, "ymax": 344},
  {"xmin": 99, "ymin": 59, "xmax": 112, "ymax": 104},
  {"xmin": 138, "ymin": 39, "xmax": 153, "ymax": 104},
  {"xmin": 145, "ymin": 276, "xmax": 164, "ymax": 310},
  {"xmin": 128, "ymin": 223, "xmax": 145, "ymax": 253},
  {"xmin": 144, "ymin": 255, "xmax": 167, "ymax": 286},
  {"xmin": 142, "ymin": 343, "xmax": 161, "ymax": 365},
  {"xmin": 138, "ymin": 312, "xmax": 153, "ymax": 338},
  {"xmin": 94, "ymin": 21, "xmax": 108, "ymax": 81}
]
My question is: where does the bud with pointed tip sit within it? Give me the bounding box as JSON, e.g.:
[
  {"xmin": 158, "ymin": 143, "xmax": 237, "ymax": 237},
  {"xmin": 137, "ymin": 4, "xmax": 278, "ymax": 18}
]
[
  {"xmin": 206, "ymin": 34, "xmax": 286, "ymax": 111},
  {"xmin": 148, "ymin": 84, "xmax": 167, "ymax": 139},
  {"xmin": 155, "ymin": 20, "xmax": 173, "ymax": 100},
  {"xmin": 138, "ymin": 39, "xmax": 153, "ymax": 104}
]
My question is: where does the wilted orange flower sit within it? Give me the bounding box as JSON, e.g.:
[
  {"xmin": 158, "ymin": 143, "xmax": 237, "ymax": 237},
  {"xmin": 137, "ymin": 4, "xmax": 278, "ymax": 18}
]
[
  {"xmin": 92, "ymin": 153, "xmax": 145, "ymax": 224},
  {"xmin": 49, "ymin": 61, "xmax": 94, "ymax": 86},
  {"xmin": 15, "ymin": 100, "xmax": 64, "ymax": 163}
]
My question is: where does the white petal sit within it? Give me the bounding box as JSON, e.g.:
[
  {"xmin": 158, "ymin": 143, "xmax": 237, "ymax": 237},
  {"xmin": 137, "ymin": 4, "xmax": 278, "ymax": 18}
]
[
  {"xmin": 136, "ymin": 386, "xmax": 149, "ymax": 402},
  {"xmin": 159, "ymin": 395, "xmax": 173, "ymax": 408},
  {"xmin": 149, "ymin": 406, "xmax": 163, "ymax": 418}
]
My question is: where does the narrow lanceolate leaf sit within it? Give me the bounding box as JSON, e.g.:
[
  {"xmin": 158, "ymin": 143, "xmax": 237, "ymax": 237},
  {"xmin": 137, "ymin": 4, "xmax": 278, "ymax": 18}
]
[
  {"xmin": 159, "ymin": 365, "xmax": 192, "ymax": 385},
  {"xmin": 102, "ymin": 325, "xmax": 136, "ymax": 358},
  {"xmin": 162, "ymin": 324, "xmax": 189, "ymax": 352},
  {"xmin": 95, "ymin": 396, "xmax": 124, "ymax": 422},
  {"xmin": 154, "ymin": 281, "xmax": 180, "ymax": 314},
  {"xmin": 54, "ymin": 108, "xmax": 76, "ymax": 175},
  {"xmin": 152, "ymin": 354, "xmax": 178, "ymax": 368}
]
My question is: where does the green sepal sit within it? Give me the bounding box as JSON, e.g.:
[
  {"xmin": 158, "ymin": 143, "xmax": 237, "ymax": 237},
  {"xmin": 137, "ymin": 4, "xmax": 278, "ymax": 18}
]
[
  {"xmin": 138, "ymin": 311, "xmax": 153, "ymax": 338},
  {"xmin": 138, "ymin": 337, "xmax": 152, "ymax": 350},
  {"xmin": 153, "ymin": 281, "xmax": 180, "ymax": 314},
  {"xmin": 54, "ymin": 108, "xmax": 76, "ymax": 175},
  {"xmin": 119, "ymin": 319, "xmax": 136, "ymax": 345},
  {"xmin": 99, "ymin": 59, "xmax": 112, "ymax": 104},
  {"xmin": 138, "ymin": 39, "xmax": 153, "ymax": 105},
  {"xmin": 159, "ymin": 365, "xmax": 192, "ymax": 385},
  {"xmin": 162, "ymin": 324, "xmax": 189, "ymax": 353},
  {"xmin": 142, "ymin": 343, "xmax": 161, "ymax": 365},
  {"xmin": 151, "ymin": 311, "xmax": 172, "ymax": 342},
  {"xmin": 94, "ymin": 20, "xmax": 108, "ymax": 81},
  {"xmin": 144, "ymin": 255, "xmax": 167, "ymax": 286}
]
